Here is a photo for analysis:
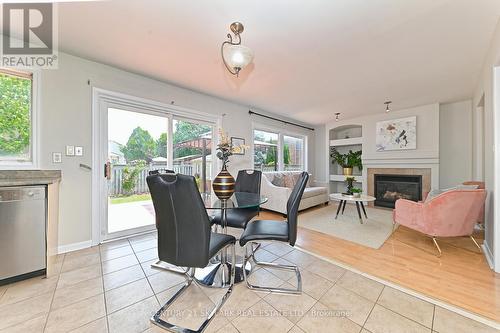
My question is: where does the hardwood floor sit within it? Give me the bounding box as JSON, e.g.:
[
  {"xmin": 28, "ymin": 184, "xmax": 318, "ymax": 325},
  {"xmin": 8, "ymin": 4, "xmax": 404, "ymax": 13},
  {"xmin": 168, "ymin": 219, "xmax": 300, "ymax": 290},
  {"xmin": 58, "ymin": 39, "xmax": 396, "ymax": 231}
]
[{"xmin": 258, "ymin": 208, "xmax": 500, "ymax": 322}]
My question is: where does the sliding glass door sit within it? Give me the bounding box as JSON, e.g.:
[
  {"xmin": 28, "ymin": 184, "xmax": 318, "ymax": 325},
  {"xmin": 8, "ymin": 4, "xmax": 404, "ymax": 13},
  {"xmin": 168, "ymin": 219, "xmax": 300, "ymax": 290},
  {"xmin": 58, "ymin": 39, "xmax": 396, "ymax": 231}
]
[
  {"xmin": 105, "ymin": 107, "xmax": 169, "ymax": 239},
  {"xmin": 96, "ymin": 91, "xmax": 217, "ymax": 242},
  {"xmin": 172, "ymin": 118, "xmax": 214, "ymax": 194}
]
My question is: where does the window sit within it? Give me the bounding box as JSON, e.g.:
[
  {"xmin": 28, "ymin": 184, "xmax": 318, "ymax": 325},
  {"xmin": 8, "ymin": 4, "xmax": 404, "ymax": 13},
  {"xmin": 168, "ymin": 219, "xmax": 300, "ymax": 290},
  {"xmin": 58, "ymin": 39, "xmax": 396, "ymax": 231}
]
[
  {"xmin": 283, "ymin": 135, "xmax": 304, "ymax": 171},
  {"xmin": 253, "ymin": 128, "xmax": 306, "ymax": 172},
  {"xmin": 0, "ymin": 69, "xmax": 36, "ymax": 167},
  {"xmin": 253, "ymin": 129, "xmax": 279, "ymax": 171}
]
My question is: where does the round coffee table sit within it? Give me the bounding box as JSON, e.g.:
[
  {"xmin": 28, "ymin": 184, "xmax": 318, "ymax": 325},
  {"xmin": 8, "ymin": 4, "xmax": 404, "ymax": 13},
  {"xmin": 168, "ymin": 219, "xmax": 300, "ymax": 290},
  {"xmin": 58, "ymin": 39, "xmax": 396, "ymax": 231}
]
[{"xmin": 329, "ymin": 193, "xmax": 376, "ymax": 224}]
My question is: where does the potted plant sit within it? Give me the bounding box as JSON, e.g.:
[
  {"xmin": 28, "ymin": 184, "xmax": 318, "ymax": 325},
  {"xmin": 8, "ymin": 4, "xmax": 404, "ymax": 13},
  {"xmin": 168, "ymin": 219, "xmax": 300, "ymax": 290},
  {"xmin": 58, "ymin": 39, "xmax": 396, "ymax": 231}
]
[
  {"xmin": 330, "ymin": 148, "xmax": 362, "ymax": 175},
  {"xmin": 351, "ymin": 188, "xmax": 362, "ymax": 198},
  {"xmin": 345, "ymin": 176, "xmax": 355, "ymax": 195}
]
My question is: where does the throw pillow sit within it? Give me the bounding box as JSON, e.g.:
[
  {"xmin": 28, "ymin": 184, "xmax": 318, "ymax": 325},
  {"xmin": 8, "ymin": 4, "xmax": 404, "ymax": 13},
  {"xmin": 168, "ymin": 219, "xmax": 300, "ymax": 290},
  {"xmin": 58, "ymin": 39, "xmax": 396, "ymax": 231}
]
[
  {"xmin": 456, "ymin": 184, "xmax": 479, "ymax": 190},
  {"xmin": 425, "ymin": 184, "xmax": 479, "ymax": 202},
  {"xmin": 271, "ymin": 174, "xmax": 284, "ymax": 187},
  {"xmin": 283, "ymin": 173, "xmax": 296, "ymax": 188}
]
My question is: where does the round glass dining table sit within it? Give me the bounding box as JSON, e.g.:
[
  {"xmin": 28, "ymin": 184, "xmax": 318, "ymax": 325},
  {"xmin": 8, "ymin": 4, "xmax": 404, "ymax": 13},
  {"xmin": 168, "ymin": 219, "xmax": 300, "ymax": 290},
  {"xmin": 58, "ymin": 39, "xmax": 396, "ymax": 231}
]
[{"xmin": 194, "ymin": 192, "xmax": 268, "ymax": 288}]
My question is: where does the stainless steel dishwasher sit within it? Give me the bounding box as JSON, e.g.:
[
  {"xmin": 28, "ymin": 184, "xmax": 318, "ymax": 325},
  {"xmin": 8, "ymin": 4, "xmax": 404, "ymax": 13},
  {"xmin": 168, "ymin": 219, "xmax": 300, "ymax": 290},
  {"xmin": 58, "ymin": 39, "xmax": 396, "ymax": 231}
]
[{"xmin": 0, "ymin": 186, "xmax": 47, "ymax": 285}]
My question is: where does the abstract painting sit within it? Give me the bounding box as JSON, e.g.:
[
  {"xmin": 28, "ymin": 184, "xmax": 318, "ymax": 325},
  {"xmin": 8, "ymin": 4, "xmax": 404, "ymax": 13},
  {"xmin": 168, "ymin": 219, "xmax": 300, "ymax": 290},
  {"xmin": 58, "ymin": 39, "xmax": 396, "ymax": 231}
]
[{"xmin": 376, "ymin": 116, "xmax": 417, "ymax": 151}]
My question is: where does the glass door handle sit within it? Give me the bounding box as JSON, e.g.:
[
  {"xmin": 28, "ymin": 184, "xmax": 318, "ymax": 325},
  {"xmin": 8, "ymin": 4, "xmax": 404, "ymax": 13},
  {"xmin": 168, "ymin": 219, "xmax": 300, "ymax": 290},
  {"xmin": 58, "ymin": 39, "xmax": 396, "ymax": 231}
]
[{"xmin": 104, "ymin": 162, "xmax": 111, "ymax": 180}]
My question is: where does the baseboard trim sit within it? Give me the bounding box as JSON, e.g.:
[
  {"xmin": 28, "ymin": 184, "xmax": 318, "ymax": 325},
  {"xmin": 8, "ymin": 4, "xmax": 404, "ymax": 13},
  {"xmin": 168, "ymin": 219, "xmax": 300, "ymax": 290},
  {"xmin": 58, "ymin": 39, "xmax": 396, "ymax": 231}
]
[
  {"xmin": 297, "ymin": 246, "xmax": 500, "ymax": 330},
  {"xmin": 57, "ymin": 240, "xmax": 93, "ymax": 254},
  {"xmin": 482, "ymin": 242, "xmax": 494, "ymax": 270}
]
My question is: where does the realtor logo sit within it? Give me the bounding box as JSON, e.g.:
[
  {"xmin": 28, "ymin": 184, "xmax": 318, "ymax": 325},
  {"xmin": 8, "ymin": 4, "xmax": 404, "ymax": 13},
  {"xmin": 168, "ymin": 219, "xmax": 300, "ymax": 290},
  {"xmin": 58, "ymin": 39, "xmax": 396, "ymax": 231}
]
[{"xmin": 1, "ymin": 3, "xmax": 58, "ymax": 68}]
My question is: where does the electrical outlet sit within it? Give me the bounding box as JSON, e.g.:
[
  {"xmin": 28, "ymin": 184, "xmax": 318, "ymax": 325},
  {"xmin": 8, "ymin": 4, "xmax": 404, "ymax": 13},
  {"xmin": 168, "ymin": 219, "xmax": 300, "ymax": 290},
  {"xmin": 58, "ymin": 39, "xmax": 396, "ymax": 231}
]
[
  {"xmin": 75, "ymin": 146, "xmax": 83, "ymax": 156},
  {"xmin": 52, "ymin": 152, "xmax": 62, "ymax": 163},
  {"xmin": 66, "ymin": 145, "xmax": 75, "ymax": 156}
]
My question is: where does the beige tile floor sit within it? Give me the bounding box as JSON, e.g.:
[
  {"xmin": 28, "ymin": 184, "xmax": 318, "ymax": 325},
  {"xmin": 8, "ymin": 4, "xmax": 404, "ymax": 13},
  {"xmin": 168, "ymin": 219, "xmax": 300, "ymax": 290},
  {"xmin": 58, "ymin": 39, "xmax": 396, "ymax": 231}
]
[{"xmin": 0, "ymin": 230, "xmax": 498, "ymax": 333}]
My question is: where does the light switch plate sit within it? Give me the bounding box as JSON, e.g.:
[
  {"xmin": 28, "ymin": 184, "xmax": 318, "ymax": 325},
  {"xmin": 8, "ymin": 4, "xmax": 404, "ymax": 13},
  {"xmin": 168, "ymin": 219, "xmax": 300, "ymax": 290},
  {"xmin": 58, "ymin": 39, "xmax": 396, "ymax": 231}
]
[
  {"xmin": 75, "ymin": 146, "xmax": 83, "ymax": 156},
  {"xmin": 66, "ymin": 145, "xmax": 75, "ymax": 156},
  {"xmin": 52, "ymin": 152, "xmax": 62, "ymax": 163}
]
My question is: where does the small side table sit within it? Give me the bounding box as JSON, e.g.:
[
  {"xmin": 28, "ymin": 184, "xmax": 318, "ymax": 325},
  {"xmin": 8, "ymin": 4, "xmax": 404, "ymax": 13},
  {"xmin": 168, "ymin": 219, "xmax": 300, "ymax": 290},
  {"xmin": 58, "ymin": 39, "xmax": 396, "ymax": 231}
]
[{"xmin": 329, "ymin": 193, "xmax": 376, "ymax": 224}]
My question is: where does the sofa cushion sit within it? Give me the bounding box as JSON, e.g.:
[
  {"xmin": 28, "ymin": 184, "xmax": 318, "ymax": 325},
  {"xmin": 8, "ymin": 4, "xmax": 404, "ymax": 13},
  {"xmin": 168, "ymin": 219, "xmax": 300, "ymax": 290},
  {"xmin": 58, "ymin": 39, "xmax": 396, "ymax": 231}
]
[{"xmin": 302, "ymin": 186, "xmax": 328, "ymax": 199}]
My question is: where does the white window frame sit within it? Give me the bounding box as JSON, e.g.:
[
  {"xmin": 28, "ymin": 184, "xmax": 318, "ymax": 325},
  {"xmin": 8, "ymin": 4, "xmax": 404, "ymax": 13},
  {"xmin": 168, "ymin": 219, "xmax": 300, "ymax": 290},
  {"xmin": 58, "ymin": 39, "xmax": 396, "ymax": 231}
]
[
  {"xmin": 252, "ymin": 123, "xmax": 308, "ymax": 172},
  {"xmin": 0, "ymin": 69, "xmax": 40, "ymax": 169}
]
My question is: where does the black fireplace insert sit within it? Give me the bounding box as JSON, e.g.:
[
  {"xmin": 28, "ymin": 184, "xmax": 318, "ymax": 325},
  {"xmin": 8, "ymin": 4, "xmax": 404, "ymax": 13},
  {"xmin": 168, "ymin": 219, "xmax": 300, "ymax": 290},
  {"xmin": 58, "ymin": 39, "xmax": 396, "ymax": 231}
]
[{"xmin": 374, "ymin": 174, "xmax": 422, "ymax": 208}]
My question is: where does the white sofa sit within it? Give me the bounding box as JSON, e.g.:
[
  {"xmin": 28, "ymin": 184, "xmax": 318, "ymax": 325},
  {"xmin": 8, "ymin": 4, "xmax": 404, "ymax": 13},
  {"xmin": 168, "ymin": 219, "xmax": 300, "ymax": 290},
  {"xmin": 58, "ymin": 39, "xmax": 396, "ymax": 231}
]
[{"xmin": 261, "ymin": 171, "xmax": 329, "ymax": 215}]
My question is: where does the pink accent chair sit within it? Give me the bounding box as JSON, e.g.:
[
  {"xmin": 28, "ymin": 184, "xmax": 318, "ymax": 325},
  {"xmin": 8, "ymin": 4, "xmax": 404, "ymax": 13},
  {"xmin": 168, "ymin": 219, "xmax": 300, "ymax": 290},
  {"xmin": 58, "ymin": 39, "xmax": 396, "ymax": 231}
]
[
  {"xmin": 462, "ymin": 181, "xmax": 485, "ymax": 224},
  {"xmin": 393, "ymin": 189, "xmax": 486, "ymax": 256}
]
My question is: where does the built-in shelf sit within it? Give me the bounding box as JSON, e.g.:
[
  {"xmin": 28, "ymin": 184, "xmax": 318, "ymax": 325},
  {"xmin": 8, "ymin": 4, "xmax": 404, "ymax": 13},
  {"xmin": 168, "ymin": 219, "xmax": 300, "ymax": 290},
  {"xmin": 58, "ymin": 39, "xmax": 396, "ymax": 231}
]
[
  {"xmin": 329, "ymin": 137, "xmax": 362, "ymax": 147},
  {"xmin": 329, "ymin": 174, "xmax": 363, "ymax": 183}
]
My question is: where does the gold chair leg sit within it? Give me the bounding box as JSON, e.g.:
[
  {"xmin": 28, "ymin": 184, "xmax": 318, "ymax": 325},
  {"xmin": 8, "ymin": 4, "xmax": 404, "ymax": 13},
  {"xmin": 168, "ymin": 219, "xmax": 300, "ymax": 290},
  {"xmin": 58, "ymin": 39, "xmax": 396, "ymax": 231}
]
[
  {"xmin": 470, "ymin": 236, "xmax": 482, "ymax": 253},
  {"xmin": 432, "ymin": 237, "xmax": 442, "ymax": 257}
]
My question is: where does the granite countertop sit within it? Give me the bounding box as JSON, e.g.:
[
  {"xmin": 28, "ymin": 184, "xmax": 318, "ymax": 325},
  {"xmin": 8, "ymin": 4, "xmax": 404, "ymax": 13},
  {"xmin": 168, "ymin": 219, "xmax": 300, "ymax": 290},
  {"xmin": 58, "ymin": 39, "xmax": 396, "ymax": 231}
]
[{"xmin": 0, "ymin": 170, "xmax": 62, "ymax": 186}]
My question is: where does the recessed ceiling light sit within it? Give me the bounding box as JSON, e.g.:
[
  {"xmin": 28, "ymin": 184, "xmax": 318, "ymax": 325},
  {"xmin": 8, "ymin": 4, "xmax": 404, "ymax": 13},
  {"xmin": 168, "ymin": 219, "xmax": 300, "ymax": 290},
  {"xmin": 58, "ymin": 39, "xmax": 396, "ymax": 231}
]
[{"xmin": 384, "ymin": 101, "xmax": 392, "ymax": 113}]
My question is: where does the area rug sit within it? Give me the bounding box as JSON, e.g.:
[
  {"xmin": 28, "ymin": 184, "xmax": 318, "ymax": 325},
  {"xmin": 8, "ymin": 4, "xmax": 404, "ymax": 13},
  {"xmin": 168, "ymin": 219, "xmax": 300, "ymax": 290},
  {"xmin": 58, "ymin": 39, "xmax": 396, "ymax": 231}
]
[{"xmin": 298, "ymin": 203, "xmax": 396, "ymax": 249}]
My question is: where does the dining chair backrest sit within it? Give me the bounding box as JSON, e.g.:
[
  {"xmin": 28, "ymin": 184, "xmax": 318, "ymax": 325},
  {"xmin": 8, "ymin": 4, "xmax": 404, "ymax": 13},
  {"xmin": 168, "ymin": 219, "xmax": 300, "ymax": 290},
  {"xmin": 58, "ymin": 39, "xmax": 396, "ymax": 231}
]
[
  {"xmin": 146, "ymin": 173, "xmax": 211, "ymax": 268},
  {"xmin": 286, "ymin": 172, "xmax": 309, "ymax": 246},
  {"xmin": 234, "ymin": 170, "xmax": 262, "ymax": 195},
  {"xmin": 148, "ymin": 169, "xmax": 175, "ymax": 176}
]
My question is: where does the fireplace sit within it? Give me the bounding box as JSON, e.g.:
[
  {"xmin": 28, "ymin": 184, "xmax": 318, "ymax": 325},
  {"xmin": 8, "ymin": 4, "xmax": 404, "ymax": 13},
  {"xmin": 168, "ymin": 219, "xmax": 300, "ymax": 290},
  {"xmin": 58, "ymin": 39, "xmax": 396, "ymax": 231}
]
[{"xmin": 374, "ymin": 174, "xmax": 422, "ymax": 208}]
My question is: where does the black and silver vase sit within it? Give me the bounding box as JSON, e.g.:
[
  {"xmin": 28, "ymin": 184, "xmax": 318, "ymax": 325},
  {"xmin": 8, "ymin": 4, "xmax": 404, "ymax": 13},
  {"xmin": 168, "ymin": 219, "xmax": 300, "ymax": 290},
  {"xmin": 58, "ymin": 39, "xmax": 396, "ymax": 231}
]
[{"xmin": 212, "ymin": 165, "xmax": 235, "ymax": 200}]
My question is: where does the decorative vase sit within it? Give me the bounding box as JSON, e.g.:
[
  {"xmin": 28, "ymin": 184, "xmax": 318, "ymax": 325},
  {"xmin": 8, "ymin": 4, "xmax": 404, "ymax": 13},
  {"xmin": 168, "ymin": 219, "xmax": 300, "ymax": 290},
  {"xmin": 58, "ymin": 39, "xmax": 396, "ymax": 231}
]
[
  {"xmin": 343, "ymin": 167, "xmax": 353, "ymax": 176},
  {"xmin": 353, "ymin": 193, "xmax": 361, "ymax": 198},
  {"xmin": 212, "ymin": 165, "xmax": 235, "ymax": 200}
]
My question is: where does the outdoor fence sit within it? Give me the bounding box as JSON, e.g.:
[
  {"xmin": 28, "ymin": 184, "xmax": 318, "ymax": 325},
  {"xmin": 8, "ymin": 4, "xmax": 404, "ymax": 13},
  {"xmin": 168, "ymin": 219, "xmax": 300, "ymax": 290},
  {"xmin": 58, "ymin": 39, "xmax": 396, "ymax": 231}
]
[
  {"xmin": 255, "ymin": 165, "xmax": 304, "ymax": 172},
  {"xmin": 109, "ymin": 163, "xmax": 195, "ymax": 196},
  {"xmin": 109, "ymin": 163, "xmax": 303, "ymax": 196}
]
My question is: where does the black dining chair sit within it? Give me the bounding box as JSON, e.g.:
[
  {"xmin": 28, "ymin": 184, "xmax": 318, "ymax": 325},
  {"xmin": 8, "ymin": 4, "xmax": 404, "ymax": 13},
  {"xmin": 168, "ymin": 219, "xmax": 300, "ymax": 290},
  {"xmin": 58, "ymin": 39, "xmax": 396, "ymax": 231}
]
[
  {"xmin": 211, "ymin": 169, "xmax": 262, "ymax": 229},
  {"xmin": 239, "ymin": 171, "xmax": 309, "ymax": 295},
  {"xmin": 148, "ymin": 168, "xmax": 175, "ymax": 176},
  {"xmin": 146, "ymin": 173, "xmax": 236, "ymax": 333}
]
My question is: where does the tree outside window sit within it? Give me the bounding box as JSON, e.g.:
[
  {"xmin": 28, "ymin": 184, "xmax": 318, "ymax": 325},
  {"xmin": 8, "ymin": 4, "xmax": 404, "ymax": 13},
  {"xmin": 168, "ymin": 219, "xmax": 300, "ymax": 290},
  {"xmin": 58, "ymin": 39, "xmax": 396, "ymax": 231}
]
[{"xmin": 0, "ymin": 70, "xmax": 33, "ymax": 163}]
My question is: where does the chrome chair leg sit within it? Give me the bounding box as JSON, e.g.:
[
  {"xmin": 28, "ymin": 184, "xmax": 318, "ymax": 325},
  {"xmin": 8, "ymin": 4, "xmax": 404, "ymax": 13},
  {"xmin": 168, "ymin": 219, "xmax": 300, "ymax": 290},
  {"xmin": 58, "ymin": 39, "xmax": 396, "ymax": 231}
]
[
  {"xmin": 151, "ymin": 261, "xmax": 190, "ymax": 275},
  {"xmin": 251, "ymin": 242, "xmax": 261, "ymax": 254},
  {"xmin": 243, "ymin": 241, "xmax": 302, "ymax": 295},
  {"xmin": 470, "ymin": 235, "xmax": 482, "ymax": 253},
  {"xmin": 432, "ymin": 237, "xmax": 442, "ymax": 257},
  {"xmin": 151, "ymin": 243, "xmax": 236, "ymax": 333}
]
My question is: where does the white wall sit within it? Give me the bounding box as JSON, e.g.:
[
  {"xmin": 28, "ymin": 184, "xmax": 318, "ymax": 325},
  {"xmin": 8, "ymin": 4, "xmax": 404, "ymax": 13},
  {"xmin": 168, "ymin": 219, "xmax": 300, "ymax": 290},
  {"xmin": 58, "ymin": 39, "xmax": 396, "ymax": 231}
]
[
  {"xmin": 439, "ymin": 100, "xmax": 473, "ymax": 188},
  {"xmin": 473, "ymin": 18, "xmax": 500, "ymax": 272},
  {"xmin": 323, "ymin": 103, "xmax": 440, "ymax": 192},
  {"xmin": 39, "ymin": 52, "xmax": 315, "ymax": 248}
]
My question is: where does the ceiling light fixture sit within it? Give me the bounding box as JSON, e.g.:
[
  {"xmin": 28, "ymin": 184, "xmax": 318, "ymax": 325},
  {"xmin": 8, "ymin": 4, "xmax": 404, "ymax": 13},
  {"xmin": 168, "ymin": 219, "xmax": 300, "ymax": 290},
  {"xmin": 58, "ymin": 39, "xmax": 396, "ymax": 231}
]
[
  {"xmin": 384, "ymin": 101, "xmax": 392, "ymax": 113},
  {"xmin": 334, "ymin": 112, "xmax": 341, "ymax": 122},
  {"xmin": 221, "ymin": 22, "xmax": 254, "ymax": 77}
]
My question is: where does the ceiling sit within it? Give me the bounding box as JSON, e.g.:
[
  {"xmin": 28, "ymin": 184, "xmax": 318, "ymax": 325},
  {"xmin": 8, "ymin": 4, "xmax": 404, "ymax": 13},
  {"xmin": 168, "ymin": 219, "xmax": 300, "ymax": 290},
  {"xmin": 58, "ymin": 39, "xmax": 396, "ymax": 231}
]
[{"xmin": 51, "ymin": 0, "xmax": 500, "ymax": 124}]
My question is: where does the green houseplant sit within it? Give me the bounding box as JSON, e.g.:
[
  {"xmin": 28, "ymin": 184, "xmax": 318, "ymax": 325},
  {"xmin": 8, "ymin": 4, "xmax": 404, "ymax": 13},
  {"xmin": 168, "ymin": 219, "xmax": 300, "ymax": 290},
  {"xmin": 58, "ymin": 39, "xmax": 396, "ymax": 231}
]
[
  {"xmin": 330, "ymin": 148, "xmax": 362, "ymax": 175},
  {"xmin": 345, "ymin": 176, "xmax": 355, "ymax": 194},
  {"xmin": 351, "ymin": 187, "xmax": 362, "ymax": 198}
]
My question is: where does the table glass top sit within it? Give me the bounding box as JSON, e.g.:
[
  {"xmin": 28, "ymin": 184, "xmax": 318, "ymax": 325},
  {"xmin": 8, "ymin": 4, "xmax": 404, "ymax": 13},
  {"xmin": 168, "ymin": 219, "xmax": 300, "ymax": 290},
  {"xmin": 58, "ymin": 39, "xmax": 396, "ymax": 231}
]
[{"xmin": 203, "ymin": 192, "xmax": 268, "ymax": 209}]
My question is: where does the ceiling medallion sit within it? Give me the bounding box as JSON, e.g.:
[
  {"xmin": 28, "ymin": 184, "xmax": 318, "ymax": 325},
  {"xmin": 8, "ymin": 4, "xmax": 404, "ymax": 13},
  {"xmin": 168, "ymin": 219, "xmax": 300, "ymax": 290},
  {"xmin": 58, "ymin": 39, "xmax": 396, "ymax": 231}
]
[{"xmin": 221, "ymin": 22, "xmax": 254, "ymax": 77}]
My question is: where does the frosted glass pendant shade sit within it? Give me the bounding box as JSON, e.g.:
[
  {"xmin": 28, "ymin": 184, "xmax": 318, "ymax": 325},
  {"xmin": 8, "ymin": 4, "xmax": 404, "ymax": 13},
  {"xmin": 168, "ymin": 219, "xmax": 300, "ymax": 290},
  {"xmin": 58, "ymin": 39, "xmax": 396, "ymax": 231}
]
[{"xmin": 222, "ymin": 44, "xmax": 254, "ymax": 73}]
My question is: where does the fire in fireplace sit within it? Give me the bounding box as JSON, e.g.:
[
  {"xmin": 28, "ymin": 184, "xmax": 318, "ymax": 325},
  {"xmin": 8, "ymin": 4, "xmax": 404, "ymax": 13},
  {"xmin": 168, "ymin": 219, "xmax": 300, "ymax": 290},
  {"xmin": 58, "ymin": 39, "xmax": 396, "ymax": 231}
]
[{"xmin": 374, "ymin": 174, "xmax": 422, "ymax": 208}]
